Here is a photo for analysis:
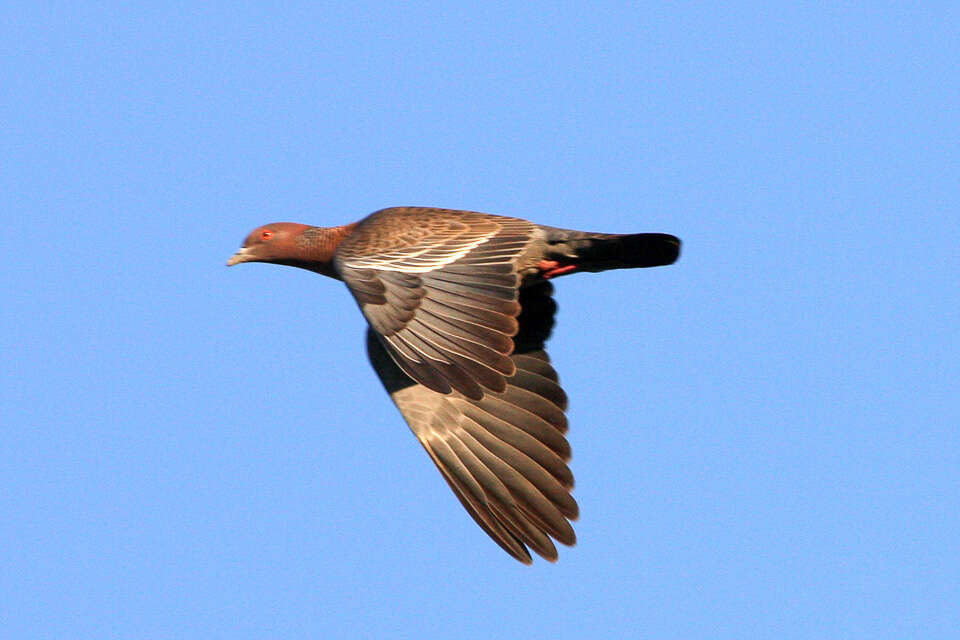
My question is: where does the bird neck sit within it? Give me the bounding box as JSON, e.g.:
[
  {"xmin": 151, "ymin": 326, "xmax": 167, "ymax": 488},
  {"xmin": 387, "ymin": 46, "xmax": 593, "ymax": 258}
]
[{"xmin": 288, "ymin": 222, "xmax": 358, "ymax": 278}]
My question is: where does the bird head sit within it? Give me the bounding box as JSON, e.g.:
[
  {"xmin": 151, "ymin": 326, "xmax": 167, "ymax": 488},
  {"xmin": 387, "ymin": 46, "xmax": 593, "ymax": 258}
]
[{"xmin": 226, "ymin": 223, "xmax": 312, "ymax": 267}]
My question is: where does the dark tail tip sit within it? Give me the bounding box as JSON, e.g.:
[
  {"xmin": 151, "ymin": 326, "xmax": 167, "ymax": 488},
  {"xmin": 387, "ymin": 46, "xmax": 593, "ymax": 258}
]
[
  {"xmin": 575, "ymin": 233, "xmax": 681, "ymax": 272},
  {"xmin": 621, "ymin": 233, "xmax": 682, "ymax": 267}
]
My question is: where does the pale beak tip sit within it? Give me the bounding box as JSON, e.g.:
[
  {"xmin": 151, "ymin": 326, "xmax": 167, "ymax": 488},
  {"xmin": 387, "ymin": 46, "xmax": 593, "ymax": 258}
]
[{"xmin": 226, "ymin": 248, "xmax": 249, "ymax": 266}]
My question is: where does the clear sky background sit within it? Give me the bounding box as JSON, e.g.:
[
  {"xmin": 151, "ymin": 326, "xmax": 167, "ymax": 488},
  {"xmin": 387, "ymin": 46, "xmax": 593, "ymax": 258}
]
[{"xmin": 2, "ymin": 3, "xmax": 958, "ymax": 639}]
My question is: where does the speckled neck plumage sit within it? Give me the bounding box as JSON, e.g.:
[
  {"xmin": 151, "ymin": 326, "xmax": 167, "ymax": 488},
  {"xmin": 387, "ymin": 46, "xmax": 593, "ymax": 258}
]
[{"xmin": 293, "ymin": 223, "xmax": 358, "ymax": 278}]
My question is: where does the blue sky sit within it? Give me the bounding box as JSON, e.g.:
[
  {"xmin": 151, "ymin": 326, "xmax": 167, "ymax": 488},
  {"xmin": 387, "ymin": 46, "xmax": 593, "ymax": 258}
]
[{"xmin": 2, "ymin": 3, "xmax": 958, "ymax": 638}]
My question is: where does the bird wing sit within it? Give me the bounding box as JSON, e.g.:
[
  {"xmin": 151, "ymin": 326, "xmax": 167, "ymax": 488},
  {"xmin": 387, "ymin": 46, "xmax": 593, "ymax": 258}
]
[
  {"xmin": 336, "ymin": 207, "xmax": 539, "ymax": 400},
  {"xmin": 364, "ymin": 281, "xmax": 578, "ymax": 563}
]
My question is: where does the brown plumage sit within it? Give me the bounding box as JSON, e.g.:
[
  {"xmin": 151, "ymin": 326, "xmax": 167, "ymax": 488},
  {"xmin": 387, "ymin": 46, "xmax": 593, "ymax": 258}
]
[{"xmin": 227, "ymin": 206, "xmax": 680, "ymax": 564}]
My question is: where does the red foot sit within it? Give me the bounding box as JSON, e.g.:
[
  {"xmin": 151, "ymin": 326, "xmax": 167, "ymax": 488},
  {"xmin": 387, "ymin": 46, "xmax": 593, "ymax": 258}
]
[{"xmin": 538, "ymin": 260, "xmax": 578, "ymax": 279}]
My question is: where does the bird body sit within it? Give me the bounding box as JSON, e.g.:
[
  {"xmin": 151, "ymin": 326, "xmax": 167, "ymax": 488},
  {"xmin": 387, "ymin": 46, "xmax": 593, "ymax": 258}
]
[{"xmin": 228, "ymin": 206, "xmax": 680, "ymax": 563}]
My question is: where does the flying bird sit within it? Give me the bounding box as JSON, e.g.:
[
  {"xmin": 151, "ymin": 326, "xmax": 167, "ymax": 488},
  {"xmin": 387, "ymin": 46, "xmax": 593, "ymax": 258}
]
[{"xmin": 227, "ymin": 206, "xmax": 680, "ymax": 564}]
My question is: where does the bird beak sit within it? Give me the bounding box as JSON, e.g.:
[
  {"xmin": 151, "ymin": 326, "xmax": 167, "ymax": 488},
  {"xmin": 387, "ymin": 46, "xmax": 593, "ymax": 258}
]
[{"xmin": 226, "ymin": 247, "xmax": 253, "ymax": 266}]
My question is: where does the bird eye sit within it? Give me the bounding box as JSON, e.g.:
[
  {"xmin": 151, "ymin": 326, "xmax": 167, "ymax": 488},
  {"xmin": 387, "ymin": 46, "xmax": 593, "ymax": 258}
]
[{"xmin": 261, "ymin": 230, "xmax": 274, "ymax": 241}]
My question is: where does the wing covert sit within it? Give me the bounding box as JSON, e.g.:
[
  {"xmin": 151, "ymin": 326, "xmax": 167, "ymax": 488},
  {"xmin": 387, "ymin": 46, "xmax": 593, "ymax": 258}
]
[{"xmin": 337, "ymin": 208, "xmax": 539, "ymax": 399}]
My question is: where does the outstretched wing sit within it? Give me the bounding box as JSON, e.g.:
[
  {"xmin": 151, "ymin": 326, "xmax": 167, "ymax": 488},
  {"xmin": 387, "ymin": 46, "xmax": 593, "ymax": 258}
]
[
  {"xmin": 365, "ymin": 282, "xmax": 577, "ymax": 563},
  {"xmin": 336, "ymin": 207, "xmax": 540, "ymax": 400}
]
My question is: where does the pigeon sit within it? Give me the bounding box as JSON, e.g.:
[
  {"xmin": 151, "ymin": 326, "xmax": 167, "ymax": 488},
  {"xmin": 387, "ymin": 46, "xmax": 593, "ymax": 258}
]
[{"xmin": 227, "ymin": 206, "xmax": 680, "ymax": 563}]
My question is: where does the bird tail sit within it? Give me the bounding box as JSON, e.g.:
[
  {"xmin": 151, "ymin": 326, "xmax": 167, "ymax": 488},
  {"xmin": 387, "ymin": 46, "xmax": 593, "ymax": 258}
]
[
  {"xmin": 573, "ymin": 232, "xmax": 681, "ymax": 271},
  {"xmin": 541, "ymin": 228, "xmax": 681, "ymax": 275}
]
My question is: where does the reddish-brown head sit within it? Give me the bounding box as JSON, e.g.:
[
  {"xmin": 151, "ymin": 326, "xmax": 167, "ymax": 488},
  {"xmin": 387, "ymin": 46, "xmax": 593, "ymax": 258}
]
[
  {"xmin": 226, "ymin": 221, "xmax": 357, "ymax": 278},
  {"xmin": 226, "ymin": 223, "xmax": 313, "ymax": 267}
]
